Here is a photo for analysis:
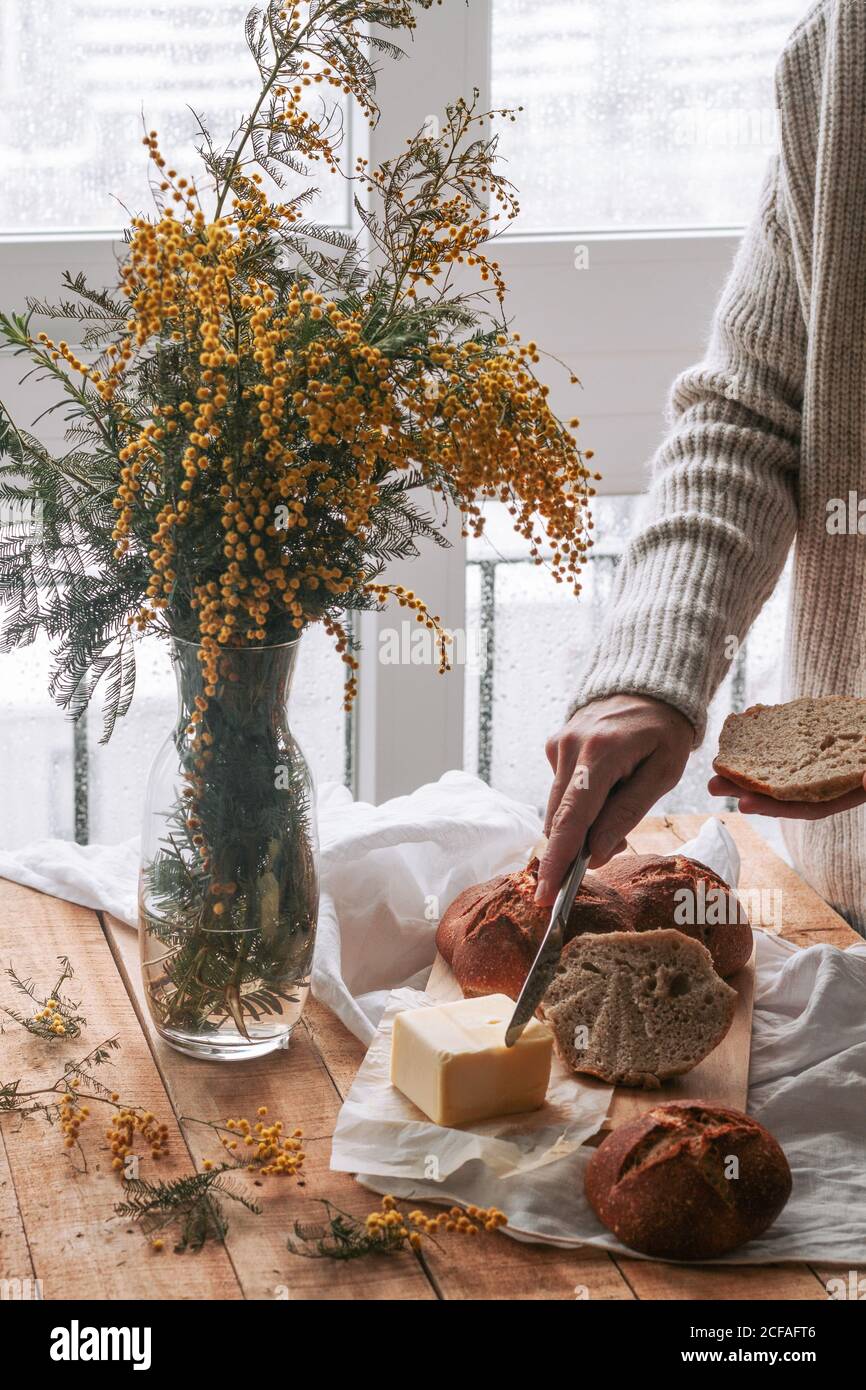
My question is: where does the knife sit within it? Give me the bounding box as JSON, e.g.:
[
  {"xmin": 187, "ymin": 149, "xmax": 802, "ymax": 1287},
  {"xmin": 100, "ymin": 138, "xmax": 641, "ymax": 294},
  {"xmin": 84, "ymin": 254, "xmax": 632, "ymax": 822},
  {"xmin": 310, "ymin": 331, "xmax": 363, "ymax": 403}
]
[{"xmin": 504, "ymin": 843, "xmax": 590, "ymax": 1047}]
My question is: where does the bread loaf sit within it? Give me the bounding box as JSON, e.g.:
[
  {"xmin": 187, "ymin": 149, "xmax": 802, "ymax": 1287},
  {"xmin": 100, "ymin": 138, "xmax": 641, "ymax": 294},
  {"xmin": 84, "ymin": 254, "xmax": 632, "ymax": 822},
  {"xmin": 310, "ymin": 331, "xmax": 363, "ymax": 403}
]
[
  {"xmin": 715, "ymin": 696, "xmax": 866, "ymax": 802},
  {"xmin": 436, "ymin": 850, "xmax": 752, "ymax": 1002},
  {"xmin": 540, "ymin": 930, "xmax": 736, "ymax": 1088},
  {"xmin": 600, "ymin": 853, "xmax": 752, "ymax": 978},
  {"xmin": 435, "ymin": 858, "xmax": 633, "ymax": 1000},
  {"xmin": 585, "ymin": 1101, "xmax": 792, "ymax": 1259}
]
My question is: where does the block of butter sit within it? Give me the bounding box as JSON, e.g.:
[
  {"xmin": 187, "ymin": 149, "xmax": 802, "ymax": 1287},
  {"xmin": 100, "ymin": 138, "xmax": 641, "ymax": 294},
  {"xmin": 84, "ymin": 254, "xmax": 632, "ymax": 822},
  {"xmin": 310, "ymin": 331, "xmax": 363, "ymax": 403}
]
[{"xmin": 390, "ymin": 994, "xmax": 553, "ymax": 1127}]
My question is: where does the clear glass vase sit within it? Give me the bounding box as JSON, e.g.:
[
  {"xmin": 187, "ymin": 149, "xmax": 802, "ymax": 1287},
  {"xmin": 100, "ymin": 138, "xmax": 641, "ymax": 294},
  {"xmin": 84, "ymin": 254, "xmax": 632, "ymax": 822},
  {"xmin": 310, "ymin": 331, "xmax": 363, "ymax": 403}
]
[{"xmin": 139, "ymin": 637, "xmax": 318, "ymax": 1060}]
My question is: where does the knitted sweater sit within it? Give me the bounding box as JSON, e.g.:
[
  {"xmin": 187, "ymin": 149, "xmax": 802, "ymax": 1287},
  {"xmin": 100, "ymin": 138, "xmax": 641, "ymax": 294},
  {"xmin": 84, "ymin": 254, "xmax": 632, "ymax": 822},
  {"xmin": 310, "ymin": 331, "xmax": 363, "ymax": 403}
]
[{"xmin": 573, "ymin": 0, "xmax": 866, "ymax": 932}]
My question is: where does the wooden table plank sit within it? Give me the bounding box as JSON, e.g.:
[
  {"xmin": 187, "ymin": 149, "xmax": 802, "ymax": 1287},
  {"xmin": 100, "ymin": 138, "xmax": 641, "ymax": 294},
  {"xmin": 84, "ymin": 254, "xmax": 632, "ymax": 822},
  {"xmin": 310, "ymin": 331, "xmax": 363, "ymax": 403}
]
[
  {"xmin": 303, "ymin": 997, "xmax": 367, "ymax": 1097},
  {"xmin": 0, "ymin": 1130, "xmax": 35, "ymax": 1288},
  {"xmin": 419, "ymin": 1239, "xmax": 636, "ymax": 1301},
  {"xmin": 615, "ymin": 1258, "xmax": 830, "ymax": 1302},
  {"xmin": 102, "ymin": 914, "xmax": 438, "ymax": 1301},
  {"xmin": 0, "ymin": 881, "xmax": 242, "ymax": 1300},
  {"xmin": 812, "ymin": 1265, "xmax": 866, "ymax": 1295}
]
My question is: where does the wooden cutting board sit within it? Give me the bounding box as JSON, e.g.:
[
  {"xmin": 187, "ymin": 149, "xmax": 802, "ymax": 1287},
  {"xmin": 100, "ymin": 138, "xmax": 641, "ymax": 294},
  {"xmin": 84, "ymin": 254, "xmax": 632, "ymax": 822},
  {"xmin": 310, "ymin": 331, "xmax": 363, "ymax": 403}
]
[{"xmin": 425, "ymin": 815, "xmax": 758, "ymax": 1136}]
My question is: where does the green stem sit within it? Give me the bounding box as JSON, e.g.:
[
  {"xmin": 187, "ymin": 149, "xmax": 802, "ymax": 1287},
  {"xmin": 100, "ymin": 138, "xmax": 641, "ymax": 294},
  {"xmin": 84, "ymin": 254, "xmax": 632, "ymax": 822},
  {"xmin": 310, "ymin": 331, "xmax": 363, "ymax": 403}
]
[{"xmin": 213, "ymin": 9, "xmax": 318, "ymax": 218}]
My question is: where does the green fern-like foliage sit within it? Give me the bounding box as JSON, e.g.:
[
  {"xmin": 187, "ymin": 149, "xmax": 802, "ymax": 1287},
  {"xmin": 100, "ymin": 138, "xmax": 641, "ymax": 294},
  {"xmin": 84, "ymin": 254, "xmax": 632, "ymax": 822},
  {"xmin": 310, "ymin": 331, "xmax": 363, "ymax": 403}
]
[
  {"xmin": 115, "ymin": 1168, "xmax": 262, "ymax": 1252},
  {"xmin": 0, "ymin": 311, "xmax": 147, "ymax": 738}
]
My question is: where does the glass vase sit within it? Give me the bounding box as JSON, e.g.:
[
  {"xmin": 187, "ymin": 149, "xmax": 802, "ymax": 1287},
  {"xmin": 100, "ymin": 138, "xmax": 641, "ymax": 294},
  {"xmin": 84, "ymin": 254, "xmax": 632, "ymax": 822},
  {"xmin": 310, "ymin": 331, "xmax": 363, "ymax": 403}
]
[{"xmin": 139, "ymin": 637, "xmax": 318, "ymax": 1060}]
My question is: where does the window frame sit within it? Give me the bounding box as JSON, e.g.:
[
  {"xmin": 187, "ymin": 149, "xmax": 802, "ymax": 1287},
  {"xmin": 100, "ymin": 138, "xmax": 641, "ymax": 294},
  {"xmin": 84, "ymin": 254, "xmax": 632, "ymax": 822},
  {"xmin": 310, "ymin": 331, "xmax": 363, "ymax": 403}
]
[{"xmin": 0, "ymin": 1, "xmax": 756, "ymax": 822}]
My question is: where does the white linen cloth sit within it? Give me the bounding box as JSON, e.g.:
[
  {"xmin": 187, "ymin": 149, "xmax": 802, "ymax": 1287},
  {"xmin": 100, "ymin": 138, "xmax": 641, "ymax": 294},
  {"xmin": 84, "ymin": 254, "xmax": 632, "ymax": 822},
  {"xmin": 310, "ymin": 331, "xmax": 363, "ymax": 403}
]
[{"xmin": 1, "ymin": 783, "xmax": 863, "ymax": 1262}]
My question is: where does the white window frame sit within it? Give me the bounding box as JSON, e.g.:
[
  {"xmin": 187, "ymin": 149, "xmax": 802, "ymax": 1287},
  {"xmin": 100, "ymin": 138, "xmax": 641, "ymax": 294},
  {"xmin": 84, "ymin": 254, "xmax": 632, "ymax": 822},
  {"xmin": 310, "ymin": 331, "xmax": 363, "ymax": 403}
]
[{"xmin": 0, "ymin": 1, "xmax": 749, "ymax": 815}]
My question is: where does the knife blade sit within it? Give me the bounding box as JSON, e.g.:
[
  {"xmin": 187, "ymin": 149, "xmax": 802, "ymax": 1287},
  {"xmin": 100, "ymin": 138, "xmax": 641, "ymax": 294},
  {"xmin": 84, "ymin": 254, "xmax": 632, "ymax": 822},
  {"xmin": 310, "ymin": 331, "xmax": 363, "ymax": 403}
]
[{"xmin": 504, "ymin": 844, "xmax": 590, "ymax": 1047}]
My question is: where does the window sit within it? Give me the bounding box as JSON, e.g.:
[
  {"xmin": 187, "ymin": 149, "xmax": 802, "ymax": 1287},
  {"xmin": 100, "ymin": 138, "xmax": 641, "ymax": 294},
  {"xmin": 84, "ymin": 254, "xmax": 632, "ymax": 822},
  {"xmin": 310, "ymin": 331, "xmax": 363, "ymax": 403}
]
[
  {"xmin": 490, "ymin": 0, "xmax": 801, "ymax": 232},
  {"xmin": 0, "ymin": 0, "xmax": 349, "ymax": 234},
  {"xmin": 0, "ymin": 628, "xmax": 348, "ymax": 849},
  {"xmin": 455, "ymin": 1, "xmax": 802, "ymax": 820},
  {"xmin": 0, "ymin": 1, "xmax": 807, "ymax": 844},
  {"xmin": 0, "ymin": 1, "xmax": 352, "ymax": 847},
  {"xmin": 464, "ymin": 499, "xmax": 792, "ymax": 826}
]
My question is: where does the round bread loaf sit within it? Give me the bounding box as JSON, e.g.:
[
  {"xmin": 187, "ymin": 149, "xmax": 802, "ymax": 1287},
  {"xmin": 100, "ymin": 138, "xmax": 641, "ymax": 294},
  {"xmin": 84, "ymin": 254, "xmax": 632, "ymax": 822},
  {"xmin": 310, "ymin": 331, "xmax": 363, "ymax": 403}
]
[
  {"xmin": 599, "ymin": 853, "xmax": 753, "ymax": 977},
  {"xmin": 435, "ymin": 858, "xmax": 633, "ymax": 1000},
  {"xmin": 436, "ymin": 851, "xmax": 752, "ymax": 1000},
  {"xmin": 585, "ymin": 1100, "xmax": 792, "ymax": 1259}
]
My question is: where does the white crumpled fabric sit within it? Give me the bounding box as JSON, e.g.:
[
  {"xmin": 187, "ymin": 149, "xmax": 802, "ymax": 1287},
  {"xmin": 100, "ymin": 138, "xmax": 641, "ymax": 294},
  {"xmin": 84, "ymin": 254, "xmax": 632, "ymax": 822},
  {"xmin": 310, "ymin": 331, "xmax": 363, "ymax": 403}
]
[
  {"xmin": 0, "ymin": 835, "xmax": 141, "ymax": 928},
  {"xmin": 312, "ymin": 771, "xmax": 542, "ymax": 1043}
]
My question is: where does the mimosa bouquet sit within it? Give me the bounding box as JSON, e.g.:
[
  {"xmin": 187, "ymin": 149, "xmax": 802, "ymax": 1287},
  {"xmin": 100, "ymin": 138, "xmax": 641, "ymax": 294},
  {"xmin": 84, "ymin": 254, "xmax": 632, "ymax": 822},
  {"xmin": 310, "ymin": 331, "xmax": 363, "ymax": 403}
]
[{"xmin": 0, "ymin": 1, "xmax": 597, "ymax": 1056}]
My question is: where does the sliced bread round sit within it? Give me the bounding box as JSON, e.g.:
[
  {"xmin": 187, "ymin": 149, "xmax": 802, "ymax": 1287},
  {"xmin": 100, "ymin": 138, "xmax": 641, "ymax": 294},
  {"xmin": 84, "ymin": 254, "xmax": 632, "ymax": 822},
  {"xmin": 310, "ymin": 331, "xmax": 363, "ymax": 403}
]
[
  {"xmin": 540, "ymin": 929, "xmax": 737, "ymax": 1088},
  {"xmin": 714, "ymin": 696, "xmax": 866, "ymax": 802}
]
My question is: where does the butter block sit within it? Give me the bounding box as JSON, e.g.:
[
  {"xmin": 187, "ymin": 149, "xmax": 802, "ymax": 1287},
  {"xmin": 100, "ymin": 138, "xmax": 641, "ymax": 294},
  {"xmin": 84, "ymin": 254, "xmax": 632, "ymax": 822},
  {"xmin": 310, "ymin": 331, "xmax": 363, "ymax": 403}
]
[{"xmin": 390, "ymin": 994, "xmax": 553, "ymax": 1127}]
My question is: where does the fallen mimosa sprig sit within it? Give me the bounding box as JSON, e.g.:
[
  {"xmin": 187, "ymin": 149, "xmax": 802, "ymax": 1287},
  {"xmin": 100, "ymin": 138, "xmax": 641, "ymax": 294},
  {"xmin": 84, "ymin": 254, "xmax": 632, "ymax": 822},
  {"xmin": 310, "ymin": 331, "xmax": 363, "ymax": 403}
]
[
  {"xmin": 181, "ymin": 1105, "xmax": 306, "ymax": 1179},
  {"xmin": 2, "ymin": 955, "xmax": 86, "ymax": 1040},
  {"xmin": 1, "ymin": 967, "xmax": 507, "ymax": 1259},
  {"xmin": 288, "ymin": 1193, "xmax": 508, "ymax": 1260}
]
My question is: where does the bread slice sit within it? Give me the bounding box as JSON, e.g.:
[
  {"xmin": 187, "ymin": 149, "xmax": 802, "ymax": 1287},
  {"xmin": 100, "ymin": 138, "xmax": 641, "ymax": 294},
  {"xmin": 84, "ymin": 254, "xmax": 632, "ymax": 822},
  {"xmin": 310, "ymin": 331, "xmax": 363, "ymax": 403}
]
[
  {"xmin": 540, "ymin": 930, "xmax": 736, "ymax": 1089},
  {"xmin": 714, "ymin": 696, "xmax": 866, "ymax": 802}
]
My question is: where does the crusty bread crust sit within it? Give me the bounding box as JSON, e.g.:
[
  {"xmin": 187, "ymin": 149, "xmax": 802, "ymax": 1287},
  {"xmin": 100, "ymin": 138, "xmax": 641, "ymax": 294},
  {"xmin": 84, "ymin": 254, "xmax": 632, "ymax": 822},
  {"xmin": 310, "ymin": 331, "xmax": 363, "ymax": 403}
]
[
  {"xmin": 435, "ymin": 857, "xmax": 633, "ymax": 1000},
  {"xmin": 714, "ymin": 696, "xmax": 866, "ymax": 802},
  {"xmin": 436, "ymin": 851, "xmax": 752, "ymax": 1001},
  {"xmin": 600, "ymin": 853, "xmax": 753, "ymax": 978},
  {"xmin": 434, "ymin": 874, "xmax": 511, "ymax": 971},
  {"xmin": 585, "ymin": 1100, "xmax": 792, "ymax": 1259}
]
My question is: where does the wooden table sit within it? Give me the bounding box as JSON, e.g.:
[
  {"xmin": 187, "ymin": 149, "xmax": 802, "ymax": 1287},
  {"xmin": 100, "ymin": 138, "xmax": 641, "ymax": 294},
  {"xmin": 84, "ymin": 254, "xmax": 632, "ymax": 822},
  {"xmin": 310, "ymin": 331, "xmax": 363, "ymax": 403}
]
[{"xmin": 0, "ymin": 813, "xmax": 860, "ymax": 1301}]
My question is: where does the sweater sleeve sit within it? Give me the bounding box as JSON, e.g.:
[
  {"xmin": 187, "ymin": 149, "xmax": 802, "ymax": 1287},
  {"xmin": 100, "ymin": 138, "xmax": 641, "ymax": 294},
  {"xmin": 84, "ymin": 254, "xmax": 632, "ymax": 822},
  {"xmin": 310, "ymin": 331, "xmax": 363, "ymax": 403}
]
[{"xmin": 571, "ymin": 155, "xmax": 806, "ymax": 743}]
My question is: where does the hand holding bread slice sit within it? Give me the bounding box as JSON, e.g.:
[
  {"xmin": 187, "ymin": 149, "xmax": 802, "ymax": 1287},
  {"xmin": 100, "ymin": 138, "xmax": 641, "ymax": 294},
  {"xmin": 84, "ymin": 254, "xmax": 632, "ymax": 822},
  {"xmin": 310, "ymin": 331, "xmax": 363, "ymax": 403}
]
[{"xmin": 713, "ymin": 695, "xmax": 866, "ymax": 816}]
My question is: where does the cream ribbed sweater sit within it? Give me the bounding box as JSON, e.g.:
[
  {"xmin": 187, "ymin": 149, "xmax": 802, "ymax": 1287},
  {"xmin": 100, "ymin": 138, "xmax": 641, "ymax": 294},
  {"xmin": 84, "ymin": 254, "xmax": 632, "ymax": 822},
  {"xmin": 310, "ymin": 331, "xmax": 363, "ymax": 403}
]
[{"xmin": 574, "ymin": 0, "xmax": 866, "ymax": 932}]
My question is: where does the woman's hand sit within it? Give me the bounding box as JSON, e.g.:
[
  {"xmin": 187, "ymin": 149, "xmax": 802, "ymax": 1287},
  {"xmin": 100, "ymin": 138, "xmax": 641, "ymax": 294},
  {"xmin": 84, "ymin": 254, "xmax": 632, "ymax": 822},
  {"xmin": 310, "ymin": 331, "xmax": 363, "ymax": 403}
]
[
  {"xmin": 536, "ymin": 694, "xmax": 695, "ymax": 905},
  {"xmin": 707, "ymin": 772, "xmax": 866, "ymax": 819}
]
